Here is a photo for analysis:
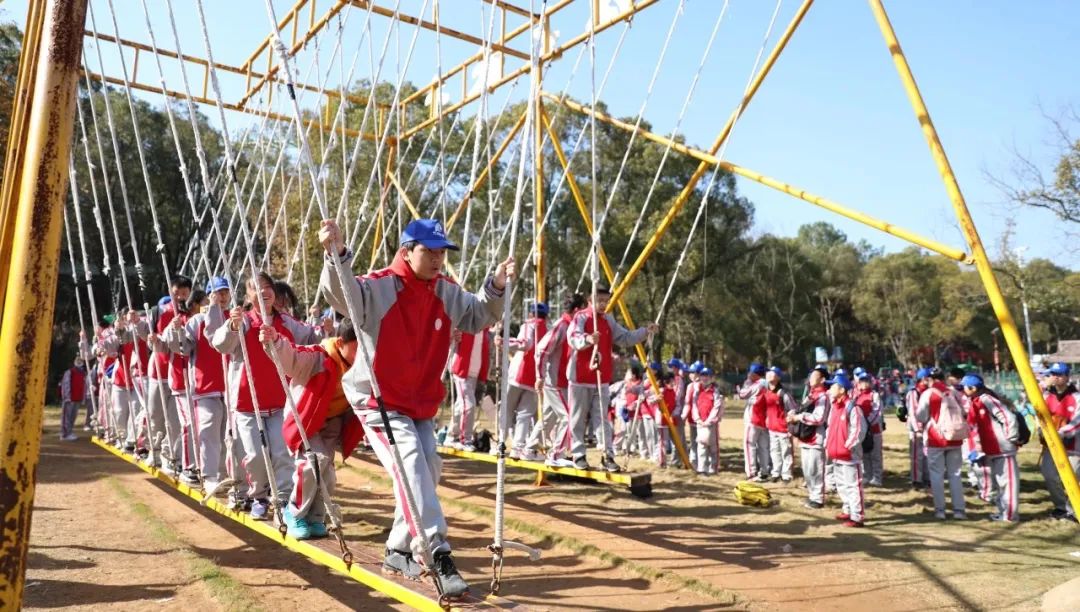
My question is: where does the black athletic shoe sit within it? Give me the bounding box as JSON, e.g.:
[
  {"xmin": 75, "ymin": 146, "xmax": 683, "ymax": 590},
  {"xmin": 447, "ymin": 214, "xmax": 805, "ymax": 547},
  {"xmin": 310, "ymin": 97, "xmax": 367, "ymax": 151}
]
[
  {"xmin": 601, "ymin": 455, "xmax": 622, "ymax": 473},
  {"xmin": 802, "ymin": 500, "xmax": 824, "ymax": 509},
  {"xmin": 382, "ymin": 548, "xmax": 422, "ymax": 580},
  {"xmin": 573, "ymin": 455, "xmax": 591, "ymax": 471},
  {"xmin": 432, "ymin": 551, "xmax": 469, "ymax": 599}
]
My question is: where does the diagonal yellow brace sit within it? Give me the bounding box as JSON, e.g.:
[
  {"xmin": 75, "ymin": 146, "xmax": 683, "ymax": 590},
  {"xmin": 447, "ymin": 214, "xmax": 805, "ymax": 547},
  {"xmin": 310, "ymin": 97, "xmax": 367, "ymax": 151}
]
[
  {"xmin": 869, "ymin": 0, "xmax": 1080, "ymax": 518},
  {"xmin": 541, "ymin": 107, "xmax": 692, "ymax": 470},
  {"xmin": 609, "ymin": 0, "xmax": 815, "ymax": 310},
  {"xmin": 542, "ymin": 91, "xmax": 972, "ymax": 264}
]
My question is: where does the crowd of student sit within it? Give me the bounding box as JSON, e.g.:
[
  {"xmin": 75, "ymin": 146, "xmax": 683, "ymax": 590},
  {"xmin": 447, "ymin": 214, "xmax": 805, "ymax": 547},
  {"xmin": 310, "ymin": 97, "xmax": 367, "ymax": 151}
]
[{"xmin": 53, "ymin": 216, "xmax": 1079, "ymax": 599}]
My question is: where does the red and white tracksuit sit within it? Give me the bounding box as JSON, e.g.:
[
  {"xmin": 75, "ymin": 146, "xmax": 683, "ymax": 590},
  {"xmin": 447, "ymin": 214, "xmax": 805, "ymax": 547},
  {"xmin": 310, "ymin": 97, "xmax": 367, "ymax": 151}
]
[
  {"xmin": 322, "ymin": 248, "xmax": 504, "ymax": 556},
  {"xmin": 764, "ymin": 385, "xmax": 796, "ymax": 480},
  {"xmin": 212, "ymin": 309, "xmax": 318, "ymax": 502},
  {"xmin": 795, "ymin": 385, "xmax": 829, "ymax": 504},
  {"xmin": 269, "ymin": 336, "xmax": 363, "ymax": 525},
  {"xmin": 826, "ymin": 394, "xmax": 867, "ymax": 523},
  {"xmin": 1041, "ymin": 384, "xmax": 1080, "ymax": 517},
  {"xmin": 566, "ymin": 308, "xmax": 649, "ymax": 459},
  {"xmin": 506, "ymin": 317, "xmax": 546, "ymax": 453},
  {"xmin": 854, "ymin": 389, "xmax": 884, "ymax": 485},
  {"xmin": 527, "ymin": 312, "xmax": 574, "ymax": 460},
  {"xmin": 59, "ymin": 365, "xmax": 89, "ymax": 438},
  {"xmin": 965, "ymin": 392, "xmax": 1019, "ymax": 521},
  {"xmin": 906, "ymin": 383, "xmax": 929, "ymax": 486},
  {"xmin": 688, "ymin": 382, "xmax": 724, "ymax": 474},
  {"xmin": 917, "ymin": 381, "xmax": 967, "ymax": 515},
  {"xmin": 447, "ymin": 329, "xmax": 491, "ymax": 447},
  {"xmin": 739, "ymin": 378, "xmax": 770, "ymax": 478}
]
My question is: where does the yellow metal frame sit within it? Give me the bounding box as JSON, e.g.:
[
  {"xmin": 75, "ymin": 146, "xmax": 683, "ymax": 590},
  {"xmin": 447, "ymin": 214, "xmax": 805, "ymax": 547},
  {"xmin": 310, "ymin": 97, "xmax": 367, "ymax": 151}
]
[{"xmin": 0, "ymin": 0, "xmax": 89, "ymax": 605}]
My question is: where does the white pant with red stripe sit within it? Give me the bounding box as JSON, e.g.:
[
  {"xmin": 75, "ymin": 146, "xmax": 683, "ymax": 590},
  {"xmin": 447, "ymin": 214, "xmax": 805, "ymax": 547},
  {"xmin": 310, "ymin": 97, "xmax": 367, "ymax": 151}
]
[
  {"xmin": 525, "ymin": 386, "xmax": 571, "ymax": 459},
  {"xmin": 800, "ymin": 444, "xmax": 826, "ymax": 504},
  {"xmin": 143, "ymin": 378, "xmax": 178, "ymax": 459},
  {"xmin": 927, "ymin": 446, "xmax": 966, "ymax": 515},
  {"xmin": 1039, "ymin": 449, "xmax": 1080, "ymax": 516},
  {"xmin": 447, "ymin": 375, "xmax": 480, "ymax": 445},
  {"xmin": 987, "ymin": 454, "xmax": 1019, "ymax": 522},
  {"xmin": 743, "ymin": 422, "xmax": 769, "ymax": 478},
  {"xmin": 289, "ymin": 414, "xmax": 343, "ymax": 523},
  {"xmin": 507, "ymin": 385, "xmax": 537, "ymax": 452},
  {"xmin": 111, "ymin": 385, "xmax": 137, "ymax": 445},
  {"xmin": 235, "ymin": 409, "xmax": 293, "ymax": 502},
  {"xmin": 362, "ymin": 410, "xmax": 450, "ymax": 555},
  {"xmin": 833, "ymin": 461, "xmax": 865, "ymax": 522},
  {"xmin": 768, "ymin": 430, "xmax": 793, "ymax": 480}
]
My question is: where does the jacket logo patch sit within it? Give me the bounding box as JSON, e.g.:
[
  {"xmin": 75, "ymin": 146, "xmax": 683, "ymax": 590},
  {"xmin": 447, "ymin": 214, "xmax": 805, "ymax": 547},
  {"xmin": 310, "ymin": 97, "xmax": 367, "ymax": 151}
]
[{"xmin": 434, "ymin": 318, "xmax": 443, "ymax": 331}]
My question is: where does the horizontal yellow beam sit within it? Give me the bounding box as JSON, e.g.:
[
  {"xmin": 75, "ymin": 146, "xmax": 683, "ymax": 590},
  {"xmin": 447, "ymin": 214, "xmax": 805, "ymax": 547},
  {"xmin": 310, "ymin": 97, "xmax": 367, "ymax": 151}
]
[
  {"xmin": 82, "ymin": 69, "xmax": 387, "ymax": 144},
  {"xmin": 436, "ymin": 444, "xmax": 651, "ymax": 492},
  {"xmin": 542, "ymin": 91, "xmax": 972, "ymax": 263},
  {"xmin": 86, "ymin": 30, "xmax": 390, "ymax": 112}
]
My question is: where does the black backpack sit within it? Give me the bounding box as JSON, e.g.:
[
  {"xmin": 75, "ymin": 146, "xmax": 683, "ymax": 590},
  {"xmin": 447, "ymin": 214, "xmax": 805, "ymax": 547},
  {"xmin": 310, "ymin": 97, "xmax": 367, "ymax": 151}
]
[
  {"xmin": 988, "ymin": 394, "xmax": 1031, "ymax": 447},
  {"xmin": 788, "ymin": 395, "xmax": 818, "ymax": 442}
]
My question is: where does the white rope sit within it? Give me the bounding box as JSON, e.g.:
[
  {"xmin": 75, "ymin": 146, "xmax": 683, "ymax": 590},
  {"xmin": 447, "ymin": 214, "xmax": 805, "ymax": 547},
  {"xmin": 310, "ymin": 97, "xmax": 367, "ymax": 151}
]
[
  {"xmin": 655, "ymin": 0, "xmax": 785, "ymax": 324},
  {"xmin": 72, "ymin": 94, "xmax": 112, "ymax": 277},
  {"xmin": 64, "ymin": 162, "xmax": 102, "ymax": 436}
]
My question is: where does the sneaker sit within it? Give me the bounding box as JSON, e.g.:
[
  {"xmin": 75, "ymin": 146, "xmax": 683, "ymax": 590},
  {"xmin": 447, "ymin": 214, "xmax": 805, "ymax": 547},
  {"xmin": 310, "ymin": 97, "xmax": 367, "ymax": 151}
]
[
  {"xmin": 546, "ymin": 456, "xmax": 575, "ymax": 468},
  {"xmin": 1050, "ymin": 508, "xmax": 1069, "ymax": 520},
  {"xmin": 508, "ymin": 449, "xmax": 521, "ymax": 461},
  {"xmin": 161, "ymin": 462, "xmax": 179, "ymax": 477},
  {"xmin": 309, "ymin": 520, "xmax": 328, "ymax": 538},
  {"xmin": 123, "ymin": 442, "xmax": 136, "ymax": 453},
  {"xmin": 83, "ymin": 425, "xmax": 92, "ymax": 432},
  {"xmin": 835, "ymin": 513, "xmax": 851, "ymax": 521},
  {"xmin": 988, "ymin": 513, "xmax": 1004, "ymax": 522},
  {"xmin": 781, "ymin": 478, "xmax": 793, "ymax": 484},
  {"xmin": 520, "ymin": 449, "xmax": 545, "ymax": 462},
  {"xmin": 803, "ymin": 501, "xmax": 824, "ymax": 510},
  {"xmin": 460, "ymin": 443, "xmax": 476, "ymax": 453},
  {"xmin": 601, "ymin": 456, "xmax": 622, "ymax": 473},
  {"xmin": 284, "ymin": 507, "xmax": 313, "ymax": 540},
  {"xmin": 842, "ymin": 520, "xmax": 865, "ymax": 528},
  {"xmin": 934, "ymin": 510, "xmax": 947, "ymax": 520},
  {"xmin": 770, "ymin": 476, "xmax": 780, "ymax": 483},
  {"xmin": 752, "ymin": 475, "xmax": 769, "ymax": 483},
  {"xmin": 60, "ymin": 433, "xmax": 78, "ymax": 442},
  {"xmin": 250, "ymin": 498, "xmax": 270, "ymax": 521},
  {"xmin": 179, "ymin": 469, "xmax": 201, "ymax": 486},
  {"xmin": 383, "ymin": 548, "xmax": 423, "ymax": 580},
  {"xmin": 572, "ymin": 456, "xmax": 591, "ymax": 471},
  {"xmin": 952, "ymin": 512, "xmax": 967, "ymax": 521},
  {"xmin": 868, "ymin": 479, "xmax": 883, "ymax": 487},
  {"xmin": 432, "ymin": 551, "xmax": 469, "ymax": 599}
]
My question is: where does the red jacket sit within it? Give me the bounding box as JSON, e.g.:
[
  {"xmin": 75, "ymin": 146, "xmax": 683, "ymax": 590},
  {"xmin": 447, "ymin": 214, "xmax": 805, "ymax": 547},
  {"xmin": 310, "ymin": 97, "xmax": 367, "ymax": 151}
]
[
  {"xmin": 535, "ymin": 313, "xmax": 573, "ymax": 388},
  {"xmin": 230, "ymin": 311, "xmax": 295, "ymax": 413},
  {"xmin": 763, "ymin": 386, "xmax": 789, "ymax": 433},
  {"xmin": 566, "ymin": 308, "xmax": 649, "ymax": 385},
  {"xmin": 451, "ymin": 329, "xmax": 491, "ymax": 382},
  {"xmin": 153, "ymin": 302, "xmax": 177, "ymax": 381},
  {"xmin": 279, "ymin": 342, "xmax": 364, "ymax": 456},
  {"xmin": 966, "ymin": 392, "xmax": 1017, "ymax": 457},
  {"xmin": 508, "ymin": 317, "xmax": 546, "ymax": 388},
  {"xmin": 826, "ymin": 394, "xmax": 865, "ymax": 463},
  {"xmin": 1046, "ymin": 385, "xmax": 1080, "ymax": 455},
  {"xmin": 321, "ymin": 249, "xmax": 504, "ymax": 422}
]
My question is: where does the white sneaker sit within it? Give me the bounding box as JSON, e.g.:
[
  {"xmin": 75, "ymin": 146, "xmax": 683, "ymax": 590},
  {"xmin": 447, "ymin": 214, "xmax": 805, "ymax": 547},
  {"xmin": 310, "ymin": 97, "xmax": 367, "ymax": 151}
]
[
  {"xmin": 545, "ymin": 457, "xmax": 575, "ymax": 468},
  {"xmin": 520, "ymin": 449, "xmax": 545, "ymax": 462},
  {"xmin": 460, "ymin": 443, "xmax": 476, "ymax": 453},
  {"xmin": 61, "ymin": 434, "xmax": 78, "ymax": 442}
]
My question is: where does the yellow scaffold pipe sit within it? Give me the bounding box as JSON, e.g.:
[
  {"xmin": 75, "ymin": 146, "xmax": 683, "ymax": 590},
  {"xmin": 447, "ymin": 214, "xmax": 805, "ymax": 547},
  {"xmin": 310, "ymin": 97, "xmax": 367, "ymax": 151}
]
[
  {"xmin": 609, "ymin": 0, "xmax": 815, "ymax": 309},
  {"xmin": 868, "ymin": 0, "xmax": 1080, "ymax": 519},
  {"xmin": 0, "ymin": 0, "xmax": 89, "ymax": 606},
  {"xmin": 542, "ymin": 91, "xmax": 972, "ymax": 264}
]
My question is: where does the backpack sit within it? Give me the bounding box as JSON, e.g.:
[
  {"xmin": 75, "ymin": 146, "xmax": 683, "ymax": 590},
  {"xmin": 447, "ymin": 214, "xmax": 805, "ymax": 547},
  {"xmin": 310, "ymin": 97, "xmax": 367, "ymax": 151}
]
[
  {"xmin": 990, "ymin": 395, "xmax": 1031, "ymax": 446},
  {"xmin": 787, "ymin": 397, "xmax": 817, "ymax": 442},
  {"xmin": 935, "ymin": 392, "xmax": 969, "ymax": 442},
  {"xmin": 733, "ymin": 481, "xmax": 772, "ymax": 508}
]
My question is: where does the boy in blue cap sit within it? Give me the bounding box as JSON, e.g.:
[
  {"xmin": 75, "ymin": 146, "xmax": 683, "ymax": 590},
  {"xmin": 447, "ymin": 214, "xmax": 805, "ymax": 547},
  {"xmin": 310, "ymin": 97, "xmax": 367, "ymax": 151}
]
[
  {"xmin": 680, "ymin": 361, "xmax": 704, "ymax": 468},
  {"xmin": 319, "ymin": 217, "xmax": 512, "ymax": 598},
  {"xmin": 825, "ymin": 373, "xmax": 867, "ymax": 527},
  {"xmin": 788, "ymin": 365, "xmax": 830, "ymax": 508},
  {"xmin": 738, "ymin": 363, "xmax": 770, "ymax": 481},
  {"xmin": 1041, "ymin": 362, "xmax": 1080, "ymax": 521}
]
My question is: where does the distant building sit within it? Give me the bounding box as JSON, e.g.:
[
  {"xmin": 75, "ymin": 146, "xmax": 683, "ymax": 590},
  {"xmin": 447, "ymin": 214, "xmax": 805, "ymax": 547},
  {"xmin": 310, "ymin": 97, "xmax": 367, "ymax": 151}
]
[{"xmin": 1044, "ymin": 340, "xmax": 1080, "ymax": 367}]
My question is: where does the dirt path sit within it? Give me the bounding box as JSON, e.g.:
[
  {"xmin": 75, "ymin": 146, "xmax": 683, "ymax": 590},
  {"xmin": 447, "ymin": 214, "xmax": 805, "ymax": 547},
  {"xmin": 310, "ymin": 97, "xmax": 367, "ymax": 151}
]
[{"xmin": 25, "ymin": 406, "xmax": 1080, "ymax": 611}]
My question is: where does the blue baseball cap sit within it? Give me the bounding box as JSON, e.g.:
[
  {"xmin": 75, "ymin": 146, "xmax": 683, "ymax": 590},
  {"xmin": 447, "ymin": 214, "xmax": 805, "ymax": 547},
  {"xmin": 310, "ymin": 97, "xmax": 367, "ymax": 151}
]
[
  {"xmin": 1049, "ymin": 363, "xmax": 1071, "ymax": 376},
  {"xmin": 401, "ymin": 219, "xmax": 458, "ymax": 250},
  {"xmin": 667, "ymin": 358, "xmax": 685, "ymax": 370},
  {"xmin": 530, "ymin": 302, "xmax": 550, "ymax": 317},
  {"xmin": 826, "ymin": 373, "xmax": 852, "ymax": 390},
  {"xmin": 206, "ymin": 276, "xmax": 229, "ymax": 293},
  {"xmin": 649, "ymin": 361, "xmax": 663, "ymax": 372},
  {"xmin": 856, "ymin": 371, "xmax": 872, "ymax": 381},
  {"xmin": 833, "ymin": 368, "xmax": 848, "ymax": 377},
  {"xmin": 853, "ymin": 366, "xmax": 866, "ymax": 377},
  {"xmin": 700, "ymin": 367, "xmax": 715, "ymax": 376},
  {"xmin": 748, "ymin": 363, "xmax": 766, "ymax": 376},
  {"xmin": 768, "ymin": 366, "xmax": 783, "ymax": 376},
  {"xmin": 916, "ymin": 367, "xmax": 933, "ymax": 380},
  {"xmin": 961, "ymin": 373, "xmax": 984, "ymax": 388},
  {"xmin": 688, "ymin": 360, "xmax": 704, "ymax": 374},
  {"xmin": 157, "ymin": 296, "xmax": 172, "ymax": 307}
]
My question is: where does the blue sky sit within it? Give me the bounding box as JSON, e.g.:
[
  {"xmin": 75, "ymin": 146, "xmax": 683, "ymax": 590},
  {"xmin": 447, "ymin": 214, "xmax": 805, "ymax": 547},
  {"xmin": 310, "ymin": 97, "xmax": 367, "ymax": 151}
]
[{"xmin": 5, "ymin": 0, "xmax": 1078, "ymax": 269}]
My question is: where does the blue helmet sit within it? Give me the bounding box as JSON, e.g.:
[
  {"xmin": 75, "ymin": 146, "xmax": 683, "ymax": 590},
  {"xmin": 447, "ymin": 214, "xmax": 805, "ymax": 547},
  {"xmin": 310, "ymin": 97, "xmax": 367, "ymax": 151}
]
[
  {"xmin": 826, "ymin": 373, "xmax": 853, "ymax": 390},
  {"xmin": 961, "ymin": 373, "xmax": 984, "ymax": 388},
  {"xmin": 1049, "ymin": 362, "xmax": 1071, "ymax": 376},
  {"xmin": 748, "ymin": 363, "xmax": 766, "ymax": 376}
]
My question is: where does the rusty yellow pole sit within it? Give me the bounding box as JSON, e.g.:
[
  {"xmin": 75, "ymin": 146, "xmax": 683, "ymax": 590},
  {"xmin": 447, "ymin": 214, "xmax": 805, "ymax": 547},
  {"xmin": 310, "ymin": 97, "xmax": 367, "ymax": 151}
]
[
  {"xmin": 0, "ymin": 0, "xmax": 47, "ymax": 313},
  {"xmin": 608, "ymin": 0, "xmax": 815, "ymax": 309},
  {"xmin": 542, "ymin": 108, "xmax": 692, "ymax": 470},
  {"xmin": 869, "ymin": 0, "xmax": 1080, "ymax": 518},
  {"xmin": 0, "ymin": 0, "xmax": 89, "ymax": 605}
]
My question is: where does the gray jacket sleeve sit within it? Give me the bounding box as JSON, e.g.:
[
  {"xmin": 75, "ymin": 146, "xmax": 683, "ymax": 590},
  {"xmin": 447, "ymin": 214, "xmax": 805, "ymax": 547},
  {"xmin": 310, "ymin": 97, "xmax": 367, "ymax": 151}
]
[
  {"xmin": 320, "ymin": 249, "xmax": 376, "ymax": 330},
  {"xmin": 439, "ymin": 277, "xmax": 505, "ymax": 334},
  {"xmin": 606, "ymin": 313, "xmax": 649, "ymax": 348},
  {"xmin": 211, "ymin": 313, "xmax": 247, "ymax": 359},
  {"xmin": 267, "ymin": 337, "xmax": 326, "ymax": 385}
]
